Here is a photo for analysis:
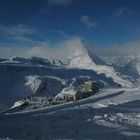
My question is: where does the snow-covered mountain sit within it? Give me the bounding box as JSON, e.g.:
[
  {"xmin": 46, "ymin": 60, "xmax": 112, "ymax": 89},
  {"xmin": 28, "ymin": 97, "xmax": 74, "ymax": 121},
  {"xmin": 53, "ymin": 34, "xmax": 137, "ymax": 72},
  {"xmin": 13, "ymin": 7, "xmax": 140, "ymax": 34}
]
[
  {"xmin": 64, "ymin": 44, "xmax": 133, "ymax": 88},
  {"xmin": 103, "ymin": 55, "xmax": 140, "ymax": 81},
  {"xmin": 0, "ymin": 62, "xmax": 118, "ymax": 112},
  {"xmin": 0, "ymin": 56, "xmax": 67, "ymax": 66},
  {"xmin": 0, "ymin": 43, "xmax": 134, "ymax": 87},
  {"xmin": 0, "ymin": 44, "xmax": 134, "ymax": 88},
  {"xmin": 1, "ymin": 43, "xmax": 140, "ymax": 140},
  {"xmin": 120, "ymin": 57, "xmax": 140, "ymax": 79},
  {"xmin": 102, "ymin": 55, "xmax": 135, "ymax": 67},
  {"xmin": 0, "ymin": 43, "xmax": 136, "ymax": 112}
]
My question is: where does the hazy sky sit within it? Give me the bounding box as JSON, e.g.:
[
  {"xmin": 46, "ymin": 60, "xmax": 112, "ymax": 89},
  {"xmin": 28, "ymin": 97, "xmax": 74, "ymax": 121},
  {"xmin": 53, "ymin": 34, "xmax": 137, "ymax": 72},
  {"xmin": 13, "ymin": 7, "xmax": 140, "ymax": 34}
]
[{"xmin": 0, "ymin": 0, "xmax": 140, "ymax": 58}]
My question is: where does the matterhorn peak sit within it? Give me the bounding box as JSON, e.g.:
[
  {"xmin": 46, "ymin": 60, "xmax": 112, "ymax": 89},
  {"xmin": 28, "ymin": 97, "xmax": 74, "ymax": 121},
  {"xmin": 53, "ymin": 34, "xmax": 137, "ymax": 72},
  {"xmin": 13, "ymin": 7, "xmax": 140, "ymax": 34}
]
[
  {"xmin": 63, "ymin": 39, "xmax": 133, "ymax": 88},
  {"xmin": 63, "ymin": 38, "xmax": 88, "ymax": 60}
]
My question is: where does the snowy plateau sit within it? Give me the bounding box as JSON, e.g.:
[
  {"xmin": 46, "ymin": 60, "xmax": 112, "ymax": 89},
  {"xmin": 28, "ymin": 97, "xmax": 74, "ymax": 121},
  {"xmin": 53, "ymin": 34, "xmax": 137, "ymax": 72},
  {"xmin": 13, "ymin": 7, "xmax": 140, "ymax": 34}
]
[{"xmin": 0, "ymin": 44, "xmax": 140, "ymax": 140}]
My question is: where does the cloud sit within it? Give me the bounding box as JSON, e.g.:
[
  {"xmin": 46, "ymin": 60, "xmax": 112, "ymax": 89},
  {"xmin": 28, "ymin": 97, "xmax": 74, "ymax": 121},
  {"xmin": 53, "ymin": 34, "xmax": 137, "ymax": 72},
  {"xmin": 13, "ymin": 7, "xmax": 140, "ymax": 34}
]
[
  {"xmin": 0, "ymin": 37, "xmax": 85, "ymax": 59},
  {"xmin": 113, "ymin": 7, "xmax": 133, "ymax": 17},
  {"xmin": 1, "ymin": 24, "xmax": 140, "ymax": 60},
  {"xmin": 0, "ymin": 24, "xmax": 34, "ymax": 36},
  {"xmin": 0, "ymin": 24, "xmax": 90, "ymax": 59},
  {"xmin": 1, "ymin": 34, "xmax": 140, "ymax": 60},
  {"xmin": 0, "ymin": 24, "xmax": 48, "ymax": 48},
  {"xmin": 0, "ymin": 24, "xmax": 73, "ymax": 50},
  {"xmin": 46, "ymin": 29, "xmax": 71, "ymax": 40},
  {"xmin": 80, "ymin": 15, "xmax": 97, "ymax": 29},
  {"xmin": 114, "ymin": 7, "xmax": 127, "ymax": 16},
  {"xmin": 90, "ymin": 40, "xmax": 140, "ymax": 57},
  {"xmin": 47, "ymin": 0, "xmax": 73, "ymax": 6}
]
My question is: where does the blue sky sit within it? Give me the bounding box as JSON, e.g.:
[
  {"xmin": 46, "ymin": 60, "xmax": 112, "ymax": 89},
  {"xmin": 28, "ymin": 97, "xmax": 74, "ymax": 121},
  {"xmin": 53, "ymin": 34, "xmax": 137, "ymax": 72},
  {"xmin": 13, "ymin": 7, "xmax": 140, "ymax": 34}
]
[{"xmin": 0, "ymin": 0, "xmax": 140, "ymax": 49}]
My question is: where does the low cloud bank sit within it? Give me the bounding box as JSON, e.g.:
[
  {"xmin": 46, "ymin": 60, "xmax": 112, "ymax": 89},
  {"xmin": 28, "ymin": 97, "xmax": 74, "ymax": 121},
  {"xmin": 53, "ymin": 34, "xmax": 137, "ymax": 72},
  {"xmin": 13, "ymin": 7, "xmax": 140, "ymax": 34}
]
[
  {"xmin": 90, "ymin": 40, "xmax": 140, "ymax": 57},
  {"xmin": 0, "ymin": 37, "xmax": 85, "ymax": 59},
  {"xmin": 1, "ymin": 37, "xmax": 140, "ymax": 59}
]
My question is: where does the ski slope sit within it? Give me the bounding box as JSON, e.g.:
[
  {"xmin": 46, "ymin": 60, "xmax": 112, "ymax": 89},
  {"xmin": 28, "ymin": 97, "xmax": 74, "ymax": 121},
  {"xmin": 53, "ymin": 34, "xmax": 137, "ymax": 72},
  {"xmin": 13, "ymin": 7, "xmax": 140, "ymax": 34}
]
[{"xmin": 0, "ymin": 88, "xmax": 140, "ymax": 140}]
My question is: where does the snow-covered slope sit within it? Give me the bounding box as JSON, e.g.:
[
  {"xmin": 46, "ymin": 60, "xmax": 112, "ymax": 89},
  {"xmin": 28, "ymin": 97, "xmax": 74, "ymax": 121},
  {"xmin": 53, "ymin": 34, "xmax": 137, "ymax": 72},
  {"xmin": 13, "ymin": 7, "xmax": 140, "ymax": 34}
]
[
  {"xmin": 1, "ymin": 56, "xmax": 66, "ymax": 66},
  {"xmin": 25, "ymin": 75, "xmax": 66, "ymax": 96},
  {"xmin": 0, "ymin": 43, "xmax": 134, "ymax": 88},
  {"xmin": 1, "ymin": 88, "xmax": 140, "ymax": 140},
  {"xmin": 105, "ymin": 55, "xmax": 140, "ymax": 81},
  {"xmin": 65, "ymin": 43, "xmax": 133, "ymax": 88},
  {"xmin": 102, "ymin": 55, "xmax": 135, "ymax": 67},
  {"xmin": 0, "ymin": 41, "xmax": 136, "ymax": 111},
  {"xmin": 0, "ymin": 43, "xmax": 140, "ymax": 139},
  {"xmin": 120, "ymin": 57, "xmax": 140, "ymax": 79},
  {"xmin": 0, "ymin": 63, "xmax": 120, "ymax": 112}
]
